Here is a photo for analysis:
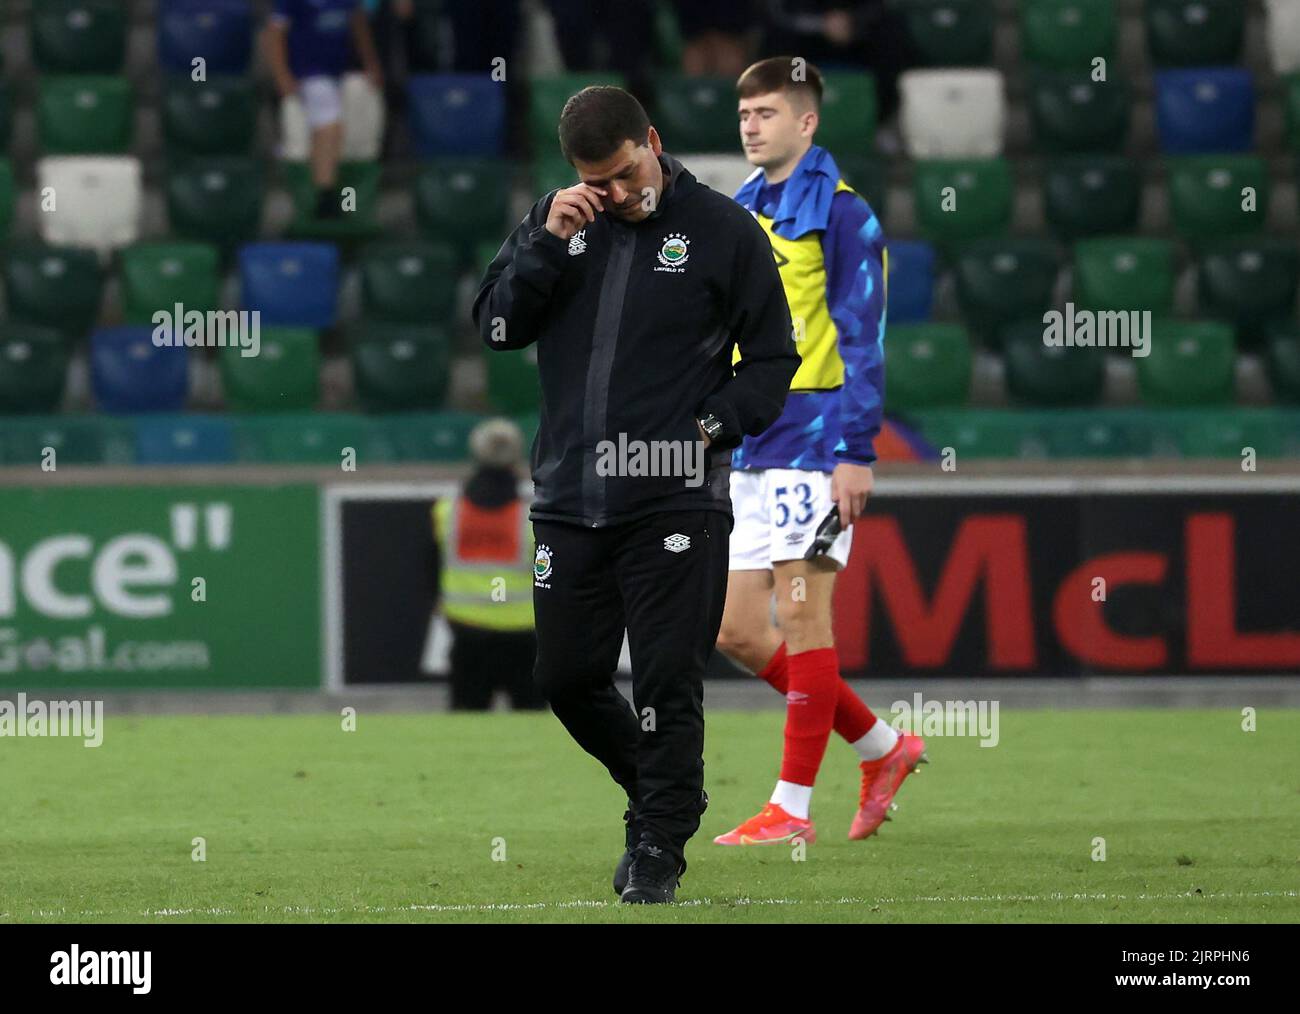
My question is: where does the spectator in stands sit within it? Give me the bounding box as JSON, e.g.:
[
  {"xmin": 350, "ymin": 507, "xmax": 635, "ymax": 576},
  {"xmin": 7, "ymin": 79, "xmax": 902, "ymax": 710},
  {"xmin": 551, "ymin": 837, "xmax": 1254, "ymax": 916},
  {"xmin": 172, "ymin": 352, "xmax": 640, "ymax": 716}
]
[
  {"xmin": 446, "ymin": 0, "xmax": 522, "ymax": 73},
  {"xmin": 545, "ymin": 0, "xmax": 656, "ymax": 107},
  {"xmin": 265, "ymin": 0, "xmax": 384, "ymax": 219},
  {"xmin": 673, "ymin": 0, "xmax": 753, "ymax": 78},
  {"xmin": 433, "ymin": 419, "xmax": 542, "ymax": 712}
]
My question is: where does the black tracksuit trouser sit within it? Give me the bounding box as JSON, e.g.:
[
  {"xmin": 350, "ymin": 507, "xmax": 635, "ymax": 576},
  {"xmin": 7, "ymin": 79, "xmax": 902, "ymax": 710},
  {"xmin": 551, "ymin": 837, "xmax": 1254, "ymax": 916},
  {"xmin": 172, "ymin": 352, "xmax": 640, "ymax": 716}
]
[{"xmin": 532, "ymin": 509, "xmax": 731, "ymax": 867}]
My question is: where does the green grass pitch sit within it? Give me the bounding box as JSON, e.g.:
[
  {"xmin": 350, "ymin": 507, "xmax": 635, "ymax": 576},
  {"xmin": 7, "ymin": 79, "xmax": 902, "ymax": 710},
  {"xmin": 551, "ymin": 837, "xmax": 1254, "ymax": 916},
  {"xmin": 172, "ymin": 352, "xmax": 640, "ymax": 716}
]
[{"xmin": 1, "ymin": 708, "xmax": 1296, "ymax": 923}]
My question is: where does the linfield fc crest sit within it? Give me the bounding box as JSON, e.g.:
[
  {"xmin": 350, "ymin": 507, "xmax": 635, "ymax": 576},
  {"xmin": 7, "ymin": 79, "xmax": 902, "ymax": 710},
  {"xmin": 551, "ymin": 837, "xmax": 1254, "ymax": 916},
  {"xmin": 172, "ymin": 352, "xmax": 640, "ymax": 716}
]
[
  {"xmin": 534, "ymin": 544, "xmax": 554, "ymax": 587},
  {"xmin": 655, "ymin": 232, "xmax": 690, "ymax": 272}
]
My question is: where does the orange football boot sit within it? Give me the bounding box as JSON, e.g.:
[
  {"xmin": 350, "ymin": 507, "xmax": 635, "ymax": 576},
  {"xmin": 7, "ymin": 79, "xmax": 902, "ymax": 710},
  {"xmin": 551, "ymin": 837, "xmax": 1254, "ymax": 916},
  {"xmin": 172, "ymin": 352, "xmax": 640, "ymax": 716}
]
[
  {"xmin": 713, "ymin": 802, "xmax": 816, "ymax": 846},
  {"xmin": 848, "ymin": 733, "xmax": 928, "ymax": 840}
]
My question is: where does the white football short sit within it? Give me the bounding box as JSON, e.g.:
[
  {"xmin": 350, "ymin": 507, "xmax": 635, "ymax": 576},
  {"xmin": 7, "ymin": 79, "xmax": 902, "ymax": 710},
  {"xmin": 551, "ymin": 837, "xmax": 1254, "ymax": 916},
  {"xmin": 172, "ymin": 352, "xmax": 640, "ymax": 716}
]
[
  {"xmin": 729, "ymin": 468, "xmax": 853, "ymax": 571},
  {"xmin": 300, "ymin": 75, "xmax": 344, "ymax": 129}
]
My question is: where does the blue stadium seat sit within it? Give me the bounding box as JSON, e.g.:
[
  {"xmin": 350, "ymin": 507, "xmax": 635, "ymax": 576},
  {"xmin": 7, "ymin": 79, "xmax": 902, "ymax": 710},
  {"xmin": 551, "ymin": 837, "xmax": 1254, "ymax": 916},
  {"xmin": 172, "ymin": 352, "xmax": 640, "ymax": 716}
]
[
  {"xmin": 134, "ymin": 415, "xmax": 235, "ymax": 464},
  {"xmin": 885, "ymin": 240, "xmax": 937, "ymax": 323},
  {"xmin": 407, "ymin": 75, "xmax": 505, "ymax": 157},
  {"xmin": 158, "ymin": 0, "xmax": 253, "ymax": 75},
  {"xmin": 91, "ymin": 326, "xmax": 189, "ymax": 413},
  {"xmin": 1154, "ymin": 67, "xmax": 1255, "ymax": 153},
  {"xmin": 238, "ymin": 242, "xmax": 339, "ymax": 328}
]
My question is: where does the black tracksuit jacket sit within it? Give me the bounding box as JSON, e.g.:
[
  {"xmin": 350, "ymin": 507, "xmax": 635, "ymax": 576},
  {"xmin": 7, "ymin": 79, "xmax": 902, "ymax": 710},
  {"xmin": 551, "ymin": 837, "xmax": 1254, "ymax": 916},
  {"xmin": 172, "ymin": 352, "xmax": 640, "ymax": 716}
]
[{"xmin": 472, "ymin": 154, "xmax": 800, "ymax": 528}]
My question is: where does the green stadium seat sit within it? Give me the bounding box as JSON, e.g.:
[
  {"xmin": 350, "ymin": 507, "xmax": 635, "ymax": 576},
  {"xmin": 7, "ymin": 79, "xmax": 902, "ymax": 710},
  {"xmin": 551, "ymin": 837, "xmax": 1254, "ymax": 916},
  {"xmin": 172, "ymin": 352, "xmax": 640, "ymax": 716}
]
[
  {"xmin": 1138, "ymin": 319, "xmax": 1236, "ymax": 406},
  {"xmin": 1041, "ymin": 413, "xmax": 1157, "ymax": 457},
  {"xmin": 162, "ymin": 76, "xmax": 256, "ymax": 155},
  {"xmin": 486, "ymin": 345, "xmax": 540, "ymax": 415},
  {"xmin": 359, "ymin": 241, "xmax": 459, "ymax": 323},
  {"xmin": 1176, "ymin": 409, "xmax": 1286, "ymax": 458},
  {"xmin": 1167, "ymin": 156, "xmax": 1268, "ymax": 243},
  {"xmin": 0, "ymin": 416, "xmax": 134, "ymax": 466},
  {"xmin": 900, "ymin": 0, "xmax": 995, "ymax": 66},
  {"xmin": 884, "ymin": 323, "xmax": 972, "ymax": 409},
  {"xmin": 231, "ymin": 413, "xmax": 392, "ymax": 465},
  {"xmin": 953, "ymin": 238, "xmax": 1060, "ymax": 345},
  {"xmin": 1021, "ymin": 0, "xmax": 1118, "ymax": 70},
  {"xmin": 0, "ymin": 323, "xmax": 70, "ymax": 414},
  {"xmin": 819, "ymin": 73, "xmax": 877, "ymax": 157},
  {"xmin": 220, "ymin": 327, "xmax": 320, "ymax": 412},
  {"xmin": 0, "ymin": 159, "xmax": 14, "ymax": 240},
  {"xmin": 1029, "ymin": 70, "xmax": 1129, "ymax": 153},
  {"xmin": 382, "ymin": 411, "xmax": 483, "ymax": 462},
  {"xmin": 655, "ymin": 75, "xmax": 737, "ymax": 152},
  {"xmin": 119, "ymin": 242, "xmax": 221, "ymax": 325},
  {"xmin": 1285, "ymin": 74, "xmax": 1300, "ymax": 154},
  {"xmin": 912, "ymin": 158, "xmax": 1013, "ymax": 245},
  {"xmin": 283, "ymin": 161, "xmax": 382, "ymax": 240},
  {"xmin": 1145, "ymin": 0, "xmax": 1244, "ymax": 67},
  {"xmin": 1074, "ymin": 237, "xmax": 1176, "ymax": 314},
  {"xmin": 3, "ymin": 243, "xmax": 103, "ymax": 340},
  {"xmin": 1000, "ymin": 319, "xmax": 1104, "ymax": 406},
  {"xmin": 352, "ymin": 323, "xmax": 452, "ymax": 413},
  {"xmin": 38, "ymin": 75, "xmax": 133, "ymax": 154},
  {"xmin": 1197, "ymin": 239, "xmax": 1300, "ymax": 349},
  {"xmin": 1042, "ymin": 156, "xmax": 1140, "ymax": 241},
  {"xmin": 415, "ymin": 158, "xmax": 513, "ymax": 263},
  {"xmin": 909, "ymin": 408, "xmax": 1027, "ymax": 458},
  {"xmin": 1265, "ymin": 321, "xmax": 1300, "ymax": 405},
  {"xmin": 532, "ymin": 157, "xmax": 578, "ymax": 197},
  {"xmin": 834, "ymin": 155, "xmax": 888, "ymax": 220},
  {"xmin": 530, "ymin": 73, "xmax": 625, "ymax": 159},
  {"xmin": 166, "ymin": 157, "xmax": 265, "ymax": 247},
  {"xmin": 32, "ymin": 0, "xmax": 126, "ymax": 74}
]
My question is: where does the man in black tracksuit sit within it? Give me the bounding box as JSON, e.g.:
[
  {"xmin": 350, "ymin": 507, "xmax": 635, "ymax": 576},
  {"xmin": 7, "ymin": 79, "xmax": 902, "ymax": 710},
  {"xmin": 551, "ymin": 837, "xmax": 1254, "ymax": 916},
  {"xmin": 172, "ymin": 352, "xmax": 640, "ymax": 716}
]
[{"xmin": 473, "ymin": 86, "xmax": 798, "ymax": 903}]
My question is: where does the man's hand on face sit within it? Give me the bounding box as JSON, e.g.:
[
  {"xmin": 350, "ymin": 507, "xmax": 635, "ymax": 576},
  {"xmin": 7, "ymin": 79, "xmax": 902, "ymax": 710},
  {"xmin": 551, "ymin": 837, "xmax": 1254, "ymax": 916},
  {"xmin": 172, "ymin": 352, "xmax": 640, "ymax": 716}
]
[
  {"xmin": 545, "ymin": 183, "xmax": 609, "ymax": 240},
  {"xmin": 831, "ymin": 461, "xmax": 874, "ymax": 525}
]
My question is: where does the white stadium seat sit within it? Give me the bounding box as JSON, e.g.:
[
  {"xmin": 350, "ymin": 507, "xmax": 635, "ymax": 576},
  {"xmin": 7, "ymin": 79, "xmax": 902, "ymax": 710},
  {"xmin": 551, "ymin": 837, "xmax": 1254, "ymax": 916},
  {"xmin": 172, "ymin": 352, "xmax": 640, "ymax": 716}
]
[
  {"xmin": 37, "ymin": 157, "xmax": 142, "ymax": 258},
  {"xmin": 279, "ymin": 73, "xmax": 386, "ymax": 162},
  {"xmin": 1264, "ymin": 0, "xmax": 1300, "ymax": 74},
  {"xmin": 899, "ymin": 69, "xmax": 1006, "ymax": 159},
  {"xmin": 681, "ymin": 155, "xmax": 756, "ymax": 200}
]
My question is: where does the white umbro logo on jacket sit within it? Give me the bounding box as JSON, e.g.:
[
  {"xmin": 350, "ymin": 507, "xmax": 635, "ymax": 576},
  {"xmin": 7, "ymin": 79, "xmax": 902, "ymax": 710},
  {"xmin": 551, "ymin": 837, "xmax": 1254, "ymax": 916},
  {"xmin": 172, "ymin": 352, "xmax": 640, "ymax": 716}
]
[
  {"xmin": 568, "ymin": 230, "xmax": 587, "ymax": 256},
  {"xmin": 664, "ymin": 534, "xmax": 690, "ymax": 553}
]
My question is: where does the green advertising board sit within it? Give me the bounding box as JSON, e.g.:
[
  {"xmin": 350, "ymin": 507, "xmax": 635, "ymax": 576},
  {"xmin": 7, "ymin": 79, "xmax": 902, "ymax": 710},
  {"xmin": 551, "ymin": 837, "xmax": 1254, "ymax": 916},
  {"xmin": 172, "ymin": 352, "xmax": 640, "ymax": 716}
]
[{"xmin": 0, "ymin": 485, "xmax": 320, "ymax": 689}]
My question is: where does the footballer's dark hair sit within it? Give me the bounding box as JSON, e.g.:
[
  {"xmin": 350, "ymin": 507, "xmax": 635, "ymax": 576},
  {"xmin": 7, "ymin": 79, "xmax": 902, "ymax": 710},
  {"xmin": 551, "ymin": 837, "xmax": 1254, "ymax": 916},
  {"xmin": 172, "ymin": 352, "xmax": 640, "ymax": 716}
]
[
  {"xmin": 558, "ymin": 86, "xmax": 652, "ymax": 164},
  {"xmin": 736, "ymin": 56, "xmax": 824, "ymax": 111}
]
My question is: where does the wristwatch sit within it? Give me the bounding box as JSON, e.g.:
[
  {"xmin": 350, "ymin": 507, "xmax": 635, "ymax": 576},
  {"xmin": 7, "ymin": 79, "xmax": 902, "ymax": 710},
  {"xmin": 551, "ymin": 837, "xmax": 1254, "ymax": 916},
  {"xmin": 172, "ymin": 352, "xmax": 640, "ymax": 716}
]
[{"xmin": 697, "ymin": 414, "xmax": 724, "ymax": 443}]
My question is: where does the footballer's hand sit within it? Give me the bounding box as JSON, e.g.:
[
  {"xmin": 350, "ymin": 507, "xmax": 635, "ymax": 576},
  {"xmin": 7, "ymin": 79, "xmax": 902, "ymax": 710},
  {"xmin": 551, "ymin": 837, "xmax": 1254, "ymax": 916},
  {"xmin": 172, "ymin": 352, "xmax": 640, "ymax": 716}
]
[
  {"xmin": 831, "ymin": 462, "xmax": 873, "ymax": 525},
  {"xmin": 545, "ymin": 184, "xmax": 608, "ymax": 240}
]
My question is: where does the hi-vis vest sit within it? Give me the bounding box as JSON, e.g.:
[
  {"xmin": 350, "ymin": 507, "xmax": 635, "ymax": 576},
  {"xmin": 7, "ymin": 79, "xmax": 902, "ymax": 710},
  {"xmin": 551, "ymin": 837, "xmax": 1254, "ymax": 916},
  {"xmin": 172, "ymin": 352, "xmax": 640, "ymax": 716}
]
[
  {"xmin": 433, "ymin": 496, "xmax": 535, "ymax": 631},
  {"xmin": 735, "ymin": 178, "xmax": 875, "ymax": 392}
]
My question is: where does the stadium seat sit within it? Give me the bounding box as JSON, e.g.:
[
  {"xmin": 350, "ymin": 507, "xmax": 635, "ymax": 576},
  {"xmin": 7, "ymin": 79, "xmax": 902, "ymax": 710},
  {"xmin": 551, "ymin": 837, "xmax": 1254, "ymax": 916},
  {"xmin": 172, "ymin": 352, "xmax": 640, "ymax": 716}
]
[
  {"xmin": 0, "ymin": 323, "xmax": 70, "ymax": 414},
  {"xmin": 0, "ymin": 159, "xmax": 14, "ymax": 240},
  {"xmin": 38, "ymin": 76, "xmax": 133, "ymax": 154},
  {"xmin": 382, "ymin": 411, "xmax": 483, "ymax": 462},
  {"xmin": 1264, "ymin": 321, "xmax": 1300, "ymax": 404},
  {"xmin": 408, "ymin": 75, "xmax": 505, "ymax": 157},
  {"xmin": 414, "ymin": 158, "xmax": 513, "ymax": 260},
  {"xmin": 162, "ymin": 75, "xmax": 256, "ymax": 155},
  {"xmin": 486, "ymin": 345, "xmax": 540, "ymax": 415},
  {"xmin": 1154, "ymin": 68, "xmax": 1254, "ymax": 154},
  {"xmin": 1145, "ymin": 0, "xmax": 1244, "ymax": 67},
  {"xmin": 530, "ymin": 73, "xmax": 625, "ymax": 159},
  {"xmin": 119, "ymin": 242, "xmax": 221, "ymax": 325},
  {"xmin": 912, "ymin": 158, "xmax": 1013, "ymax": 245},
  {"xmin": 1021, "ymin": 0, "xmax": 1117, "ymax": 69},
  {"xmin": 283, "ymin": 161, "xmax": 382, "ymax": 240},
  {"xmin": 834, "ymin": 155, "xmax": 887, "ymax": 219},
  {"xmin": 166, "ymin": 157, "xmax": 264, "ymax": 247},
  {"xmin": 678, "ymin": 155, "xmax": 754, "ymax": 201},
  {"xmin": 818, "ymin": 73, "xmax": 877, "ymax": 157},
  {"xmin": 351, "ymin": 324, "xmax": 452, "ymax": 413},
  {"xmin": 884, "ymin": 323, "xmax": 972, "ymax": 409},
  {"xmin": 1074, "ymin": 238, "xmax": 1176, "ymax": 314},
  {"xmin": 359, "ymin": 241, "xmax": 459, "ymax": 324},
  {"xmin": 220, "ymin": 327, "xmax": 320, "ymax": 412},
  {"xmin": 158, "ymin": 0, "xmax": 254, "ymax": 75},
  {"xmin": 3, "ymin": 243, "xmax": 103, "ymax": 339},
  {"xmin": 134, "ymin": 415, "xmax": 235, "ymax": 465},
  {"xmin": 952, "ymin": 238, "xmax": 1060, "ymax": 345},
  {"xmin": 884, "ymin": 240, "xmax": 936, "ymax": 323},
  {"xmin": 1042, "ymin": 414, "xmax": 1157, "ymax": 458},
  {"xmin": 899, "ymin": 69, "xmax": 1005, "ymax": 159},
  {"xmin": 1175, "ymin": 409, "xmax": 1288, "ymax": 459},
  {"xmin": 239, "ymin": 243, "xmax": 340, "ymax": 328},
  {"xmin": 1042, "ymin": 156, "xmax": 1140, "ymax": 241},
  {"xmin": 32, "ymin": 0, "xmax": 126, "ymax": 74},
  {"xmin": 1028, "ymin": 70, "xmax": 1130, "ymax": 153},
  {"xmin": 1167, "ymin": 155, "xmax": 1268, "ymax": 241},
  {"xmin": 1265, "ymin": 0, "xmax": 1300, "ymax": 74},
  {"xmin": 1138, "ymin": 320, "xmax": 1236, "ymax": 406},
  {"xmin": 899, "ymin": 0, "xmax": 994, "ymax": 66},
  {"xmin": 279, "ymin": 73, "xmax": 385, "ymax": 162},
  {"xmin": 0, "ymin": 416, "xmax": 134, "ymax": 466},
  {"xmin": 1000, "ymin": 319, "xmax": 1105, "ymax": 406},
  {"xmin": 232, "ymin": 413, "xmax": 391, "ymax": 464},
  {"xmin": 656, "ymin": 76, "xmax": 738, "ymax": 152},
  {"xmin": 532, "ymin": 157, "xmax": 578, "ymax": 197},
  {"xmin": 90, "ymin": 326, "xmax": 189, "ymax": 413},
  {"xmin": 1285, "ymin": 74, "xmax": 1300, "ymax": 153},
  {"xmin": 36, "ymin": 157, "xmax": 142, "ymax": 257},
  {"xmin": 909, "ymin": 408, "xmax": 1026, "ymax": 458},
  {"xmin": 1197, "ymin": 239, "xmax": 1300, "ymax": 349}
]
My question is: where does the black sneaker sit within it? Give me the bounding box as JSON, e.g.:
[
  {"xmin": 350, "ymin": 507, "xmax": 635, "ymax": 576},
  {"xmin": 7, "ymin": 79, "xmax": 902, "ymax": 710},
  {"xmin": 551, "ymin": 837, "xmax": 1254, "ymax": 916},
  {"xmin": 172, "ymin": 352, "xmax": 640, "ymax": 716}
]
[
  {"xmin": 619, "ymin": 842, "xmax": 682, "ymax": 905},
  {"xmin": 612, "ymin": 804, "xmax": 637, "ymax": 897}
]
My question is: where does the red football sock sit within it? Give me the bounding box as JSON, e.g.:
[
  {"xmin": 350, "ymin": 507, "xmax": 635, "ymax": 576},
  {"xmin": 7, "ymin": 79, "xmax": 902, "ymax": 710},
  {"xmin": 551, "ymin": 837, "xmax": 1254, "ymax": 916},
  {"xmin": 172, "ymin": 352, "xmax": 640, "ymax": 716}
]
[
  {"xmin": 758, "ymin": 642, "xmax": 878, "ymax": 744},
  {"xmin": 780, "ymin": 646, "xmax": 840, "ymax": 786}
]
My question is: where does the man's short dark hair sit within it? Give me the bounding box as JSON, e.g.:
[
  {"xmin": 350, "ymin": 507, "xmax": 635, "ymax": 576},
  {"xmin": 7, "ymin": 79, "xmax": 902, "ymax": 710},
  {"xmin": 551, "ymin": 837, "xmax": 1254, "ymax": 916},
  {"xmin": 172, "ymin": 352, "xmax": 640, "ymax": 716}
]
[
  {"xmin": 736, "ymin": 56, "xmax": 824, "ymax": 111},
  {"xmin": 558, "ymin": 86, "xmax": 651, "ymax": 164}
]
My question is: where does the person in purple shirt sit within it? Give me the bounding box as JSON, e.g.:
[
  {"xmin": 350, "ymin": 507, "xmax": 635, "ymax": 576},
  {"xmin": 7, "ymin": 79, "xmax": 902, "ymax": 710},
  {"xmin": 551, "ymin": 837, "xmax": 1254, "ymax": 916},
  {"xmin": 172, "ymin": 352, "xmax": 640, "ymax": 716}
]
[{"xmin": 264, "ymin": 0, "xmax": 383, "ymax": 219}]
